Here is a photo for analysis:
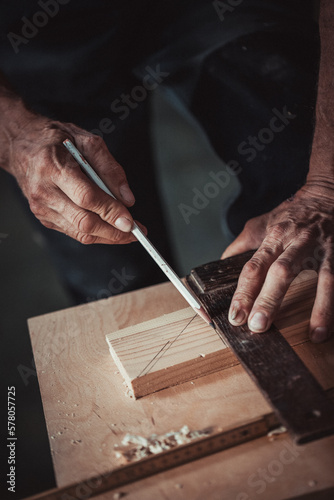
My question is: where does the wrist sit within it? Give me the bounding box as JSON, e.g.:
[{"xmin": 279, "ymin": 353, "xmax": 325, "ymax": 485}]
[
  {"xmin": 300, "ymin": 175, "xmax": 334, "ymax": 204},
  {"xmin": 0, "ymin": 94, "xmax": 39, "ymax": 172},
  {"xmin": 307, "ymin": 132, "xmax": 334, "ymax": 199}
]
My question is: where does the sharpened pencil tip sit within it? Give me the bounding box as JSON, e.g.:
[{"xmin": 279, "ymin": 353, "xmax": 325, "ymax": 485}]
[{"xmin": 195, "ymin": 306, "xmax": 213, "ymax": 327}]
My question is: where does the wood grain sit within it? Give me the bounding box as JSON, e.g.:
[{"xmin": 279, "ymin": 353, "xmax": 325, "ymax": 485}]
[
  {"xmin": 28, "ymin": 274, "xmax": 334, "ymax": 500},
  {"xmin": 106, "ymin": 270, "xmax": 318, "ymax": 399},
  {"xmin": 106, "ymin": 308, "xmax": 231, "ymax": 398}
]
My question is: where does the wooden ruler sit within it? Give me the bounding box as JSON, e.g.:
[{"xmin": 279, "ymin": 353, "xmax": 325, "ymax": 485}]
[
  {"xmin": 187, "ymin": 251, "xmax": 334, "ymax": 444},
  {"xmin": 24, "ymin": 388, "xmax": 334, "ymax": 500}
]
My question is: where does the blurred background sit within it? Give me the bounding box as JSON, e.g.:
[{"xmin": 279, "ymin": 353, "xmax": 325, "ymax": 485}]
[{"xmin": 0, "ymin": 93, "xmax": 238, "ymax": 499}]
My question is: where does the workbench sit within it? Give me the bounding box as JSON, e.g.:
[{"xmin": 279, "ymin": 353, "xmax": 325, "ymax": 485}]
[{"xmin": 28, "ymin": 271, "xmax": 334, "ymax": 499}]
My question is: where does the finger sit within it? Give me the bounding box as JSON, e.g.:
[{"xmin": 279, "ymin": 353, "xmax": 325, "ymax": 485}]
[
  {"xmin": 74, "ymin": 134, "xmax": 135, "ymax": 206},
  {"xmin": 228, "ymin": 240, "xmax": 283, "ymax": 326},
  {"xmin": 247, "ymin": 245, "xmax": 303, "ymax": 333},
  {"xmin": 221, "ymin": 216, "xmax": 267, "ymax": 259},
  {"xmin": 309, "ymin": 263, "xmax": 334, "ymax": 343},
  {"xmin": 55, "ymin": 190, "xmax": 139, "ymax": 243},
  {"xmin": 222, "ymin": 233, "xmax": 256, "ymax": 259},
  {"xmin": 39, "ymin": 203, "xmax": 137, "ymax": 245},
  {"xmin": 55, "ymin": 164, "xmax": 135, "ymax": 234},
  {"xmin": 40, "ymin": 217, "xmax": 110, "ymax": 244}
]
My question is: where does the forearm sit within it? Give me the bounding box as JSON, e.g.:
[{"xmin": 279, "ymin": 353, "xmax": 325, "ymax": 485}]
[
  {"xmin": 307, "ymin": 0, "xmax": 334, "ymax": 191},
  {"xmin": 0, "ymin": 72, "xmax": 37, "ymax": 172}
]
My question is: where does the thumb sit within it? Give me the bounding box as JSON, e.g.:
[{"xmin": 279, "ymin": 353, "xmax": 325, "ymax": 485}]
[
  {"xmin": 221, "ymin": 231, "xmax": 255, "ymax": 259},
  {"xmin": 221, "ymin": 215, "xmax": 267, "ymax": 259}
]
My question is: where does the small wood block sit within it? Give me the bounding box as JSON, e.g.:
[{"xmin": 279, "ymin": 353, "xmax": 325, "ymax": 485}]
[
  {"xmin": 106, "ymin": 308, "xmax": 234, "ymax": 398},
  {"xmin": 107, "ymin": 266, "xmax": 319, "ymax": 401},
  {"xmin": 187, "ymin": 252, "xmax": 334, "ymax": 444}
]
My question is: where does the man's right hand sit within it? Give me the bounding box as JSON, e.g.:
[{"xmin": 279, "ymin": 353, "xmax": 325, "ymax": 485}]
[{"xmin": 0, "ymin": 87, "xmax": 144, "ymax": 245}]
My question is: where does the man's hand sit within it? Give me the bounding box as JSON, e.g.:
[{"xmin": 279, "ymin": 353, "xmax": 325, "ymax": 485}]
[
  {"xmin": 3, "ymin": 114, "xmax": 144, "ymax": 245},
  {"xmin": 222, "ymin": 186, "xmax": 334, "ymax": 344},
  {"xmin": 222, "ymin": 0, "xmax": 334, "ymax": 344}
]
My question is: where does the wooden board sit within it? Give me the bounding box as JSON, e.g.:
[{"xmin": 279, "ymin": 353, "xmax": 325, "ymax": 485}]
[
  {"xmin": 27, "ymin": 275, "xmax": 334, "ymax": 500},
  {"xmin": 106, "ymin": 270, "xmax": 319, "ymax": 399}
]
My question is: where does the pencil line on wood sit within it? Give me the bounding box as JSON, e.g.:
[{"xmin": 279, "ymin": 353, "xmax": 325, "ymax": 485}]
[
  {"xmin": 137, "ymin": 314, "xmax": 197, "ymax": 378},
  {"xmin": 136, "ymin": 341, "xmax": 171, "ymax": 378},
  {"xmin": 166, "ymin": 314, "xmax": 197, "ymax": 352}
]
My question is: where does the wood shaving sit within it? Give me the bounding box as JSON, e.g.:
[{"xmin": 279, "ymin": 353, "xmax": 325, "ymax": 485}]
[
  {"xmin": 115, "ymin": 425, "xmax": 212, "ymax": 463},
  {"xmin": 267, "ymin": 426, "xmax": 287, "ymax": 441},
  {"xmin": 113, "ymin": 492, "xmax": 126, "ymax": 499}
]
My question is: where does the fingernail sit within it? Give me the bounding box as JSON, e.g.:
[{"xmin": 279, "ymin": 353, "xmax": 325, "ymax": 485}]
[
  {"xmin": 119, "ymin": 184, "xmax": 135, "ymax": 204},
  {"xmin": 310, "ymin": 327, "xmax": 329, "ymax": 343},
  {"xmin": 115, "ymin": 216, "xmax": 133, "ymax": 232},
  {"xmin": 229, "ymin": 304, "xmax": 246, "ymax": 325},
  {"xmin": 249, "ymin": 312, "xmax": 268, "ymax": 332}
]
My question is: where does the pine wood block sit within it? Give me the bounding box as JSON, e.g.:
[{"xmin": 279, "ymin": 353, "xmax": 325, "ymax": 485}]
[{"xmin": 106, "ymin": 270, "xmax": 318, "ymax": 398}]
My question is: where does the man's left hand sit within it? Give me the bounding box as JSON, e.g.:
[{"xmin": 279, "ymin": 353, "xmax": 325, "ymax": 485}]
[{"xmin": 222, "ymin": 185, "xmax": 334, "ymax": 343}]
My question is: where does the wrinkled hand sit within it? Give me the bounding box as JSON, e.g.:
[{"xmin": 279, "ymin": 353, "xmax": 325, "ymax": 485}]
[
  {"xmin": 9, "ymin": 116, "xmax": 145, "ymax": 244},
  {"xmin": 222, "ymin": 186, "xmax": 334, "ymax": 343}
]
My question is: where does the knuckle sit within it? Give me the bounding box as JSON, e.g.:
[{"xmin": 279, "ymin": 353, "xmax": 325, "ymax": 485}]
[
  {"xmin": 256, "ymin": 295, "xmax": 278, "ymax": 311},
  {"xmin": 298, "ymin": 230, "xmax": 314, "ymax": 245},
  {"xmin": 29, "ymin": 184, "xmax": 44, "ymax": 203},
  {"xmin": 258, "ymin": 246, "xmax": 275, "ymax": 258},
  {"xmin": 29, "ymin": 198, "xmax": 40, "ymax": 214},
  {"xmin": 76, "ymin": 232, "xmax": 97, "ymax": 245},
  {"xmin": 40, "ymin": 220, "xmax": 54, "ymax": 230},
  {"xmin": 268, "ymin": 224, "xmax": 285, "ymax": 241},
  {"xmin": 111, "ymin": 228, "xmax": 125, "ymax": 243},
  {"xmin": 243, "ymin": 257, "xmax": 265, "ymax": 277},
  {"xmin": 99, "ymin": 203, "xmax": 122, "ymax": 225},
  {"xmin": 232, "ymin": 289, "xmax": 255, "ymax": 305},
  {"xmin": 73, "ymin": 184, "xmax": 96, "ymax": 208},
  {"xmin": 74, "ymin": 211, "xmax": 96, "ymax": 234},
  {"xmin": 29, "ymin": 199, "xmax": 48, "ymax": 219},
  {"xmin": 84, "ymin": 134, "xmax": 105, "ymax": 151},
  {"xmin": 269, "ymin": 258, "xmax": 294, "ymax": 281}
]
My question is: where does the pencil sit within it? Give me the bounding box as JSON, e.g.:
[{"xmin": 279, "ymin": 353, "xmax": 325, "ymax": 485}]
[{"xmin": 63, "ymin": 139, "xmax": 213, "ymax": 327}]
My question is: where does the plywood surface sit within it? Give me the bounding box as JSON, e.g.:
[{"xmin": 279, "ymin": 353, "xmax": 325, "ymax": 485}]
[{"xmin": 28, "ymin": 272, "xmax": 334, "ymax": 499}]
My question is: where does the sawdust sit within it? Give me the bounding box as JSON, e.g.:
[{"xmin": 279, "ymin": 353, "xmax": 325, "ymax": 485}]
[{"xmin": 115, "ymin": 425, "xmax": 212, "ymax": 463}]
